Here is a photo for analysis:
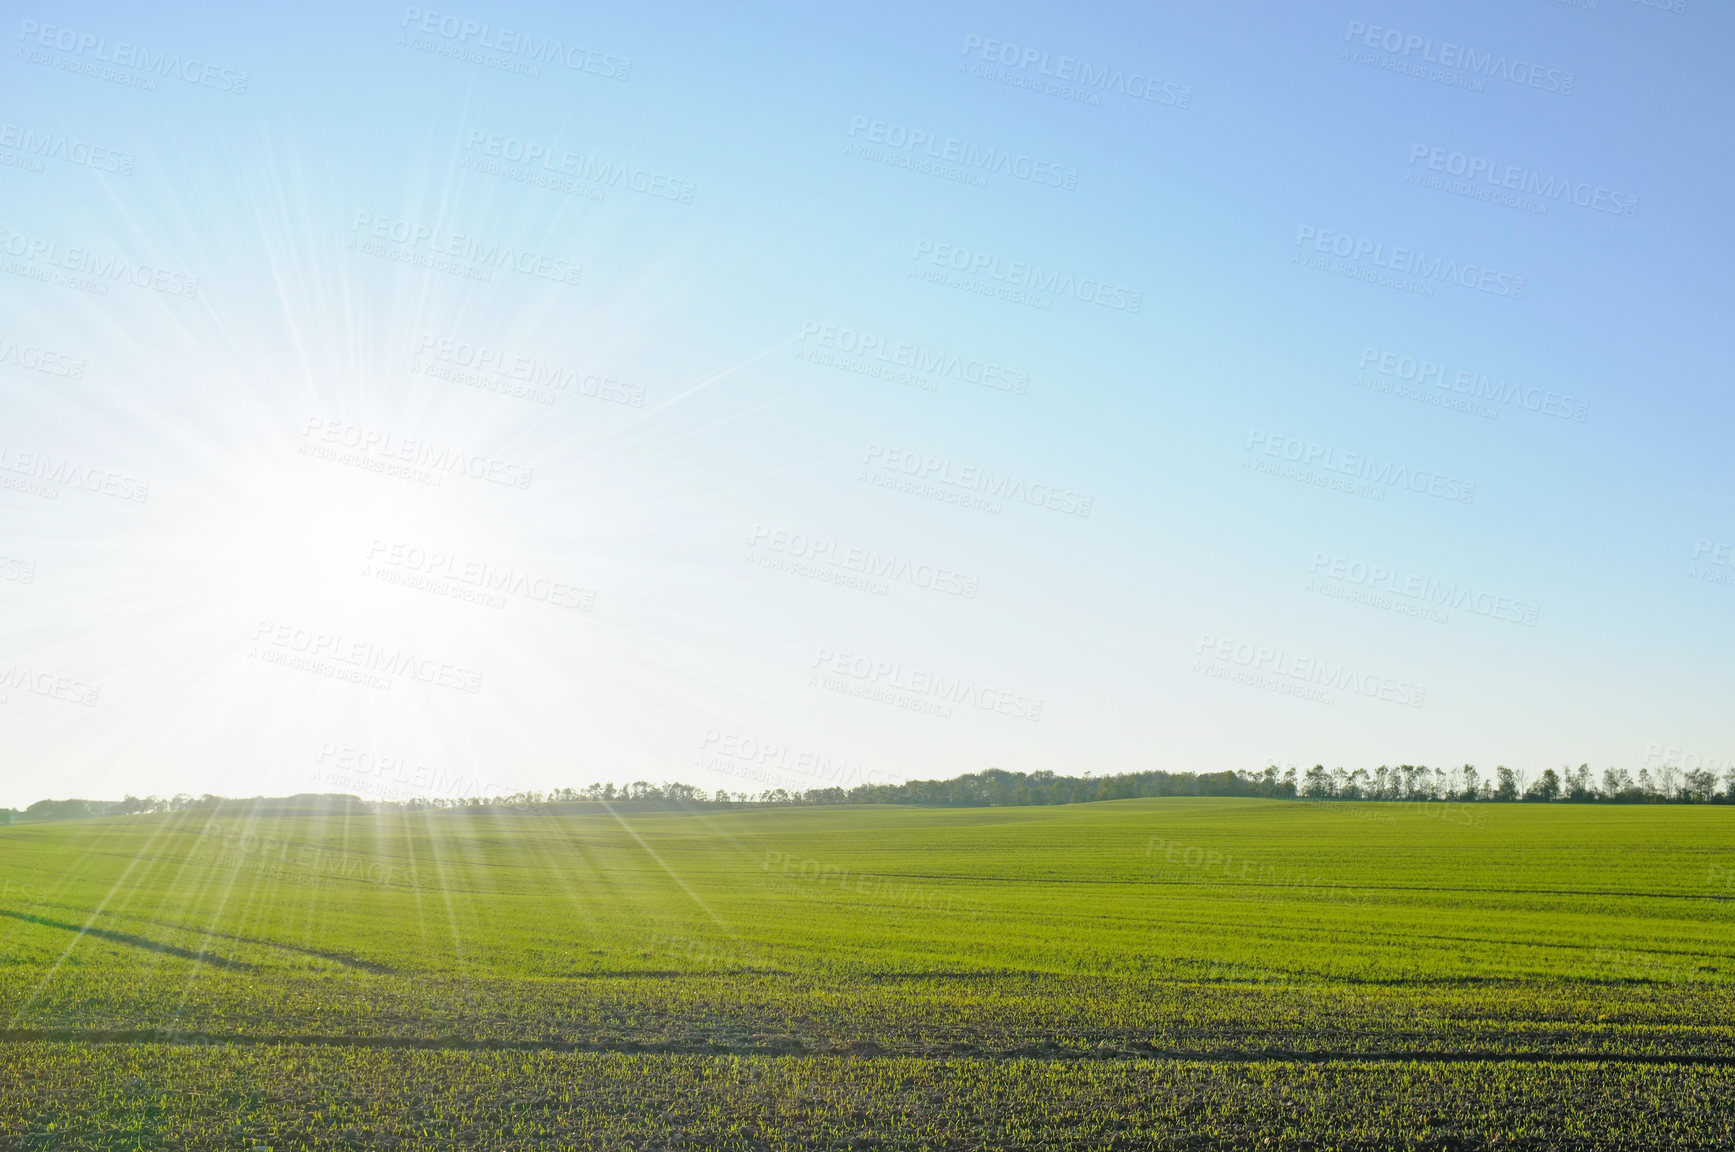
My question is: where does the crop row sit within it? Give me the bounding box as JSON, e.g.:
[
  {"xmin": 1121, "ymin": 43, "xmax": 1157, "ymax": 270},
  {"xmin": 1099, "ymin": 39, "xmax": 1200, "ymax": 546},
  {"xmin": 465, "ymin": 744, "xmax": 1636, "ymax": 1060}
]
[
  {"xmin": 4, "ymin": 1044, "xmax": 1733, "ymax": 1151},
  {"xmin": 4, "ymin": 971, "xmax": 1734, "ymax": 1061}
]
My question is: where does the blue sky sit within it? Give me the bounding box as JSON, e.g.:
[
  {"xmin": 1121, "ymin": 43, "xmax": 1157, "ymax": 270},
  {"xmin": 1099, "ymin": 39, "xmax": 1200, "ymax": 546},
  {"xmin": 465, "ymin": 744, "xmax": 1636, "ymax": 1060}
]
[{"xmin": 1, "ymin": 0, "xmax": 1731, "ymax": 807}]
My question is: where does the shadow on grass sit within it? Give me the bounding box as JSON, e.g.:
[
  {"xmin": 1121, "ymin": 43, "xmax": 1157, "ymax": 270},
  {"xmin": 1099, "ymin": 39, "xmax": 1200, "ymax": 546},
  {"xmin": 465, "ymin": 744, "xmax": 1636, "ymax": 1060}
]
[
  {"xmin": 0, "ymin": 908, "xmax": 257, "ymax": 971},
  {"xmin": 150, "ymin": 920, "xmax": 396, "ymax": 974}
]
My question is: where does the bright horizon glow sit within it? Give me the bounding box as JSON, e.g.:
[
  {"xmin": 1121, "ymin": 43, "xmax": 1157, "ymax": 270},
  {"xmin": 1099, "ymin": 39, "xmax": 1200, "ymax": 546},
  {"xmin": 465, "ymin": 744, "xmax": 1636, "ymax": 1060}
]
[{"xmin": 3, "ymin": 1, "xmax": 1733, "ymax": 810}]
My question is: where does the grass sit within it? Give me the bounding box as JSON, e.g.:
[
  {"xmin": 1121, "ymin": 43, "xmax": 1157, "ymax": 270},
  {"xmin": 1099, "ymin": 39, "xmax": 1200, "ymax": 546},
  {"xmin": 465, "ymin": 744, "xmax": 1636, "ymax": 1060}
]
[{"xmin": 1, "ymin": 797, "xmax": 1732, "ymax": 1148}]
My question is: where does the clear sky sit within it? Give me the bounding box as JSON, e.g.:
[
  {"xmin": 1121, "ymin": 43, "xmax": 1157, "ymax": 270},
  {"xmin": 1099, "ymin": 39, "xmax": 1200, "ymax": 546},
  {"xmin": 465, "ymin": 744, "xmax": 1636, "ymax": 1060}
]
[{"xmin": 2, "ymin": 0, "xmax": 1732, "ymax": 808}]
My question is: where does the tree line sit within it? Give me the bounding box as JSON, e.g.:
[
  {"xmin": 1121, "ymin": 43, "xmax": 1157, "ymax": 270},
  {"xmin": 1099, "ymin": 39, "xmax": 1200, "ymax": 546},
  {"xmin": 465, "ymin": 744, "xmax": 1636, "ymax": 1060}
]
[
  {"xmin": 749, "ymin": 762, "xmax": 1735, "ymax": 806},
  {"xmin": 6, "ymin": 760, "xmax": 1733, "ymax": 825},
  {"xmin": 1274, "ymin": 762, "xmax": 1732, "ymax": 803}
]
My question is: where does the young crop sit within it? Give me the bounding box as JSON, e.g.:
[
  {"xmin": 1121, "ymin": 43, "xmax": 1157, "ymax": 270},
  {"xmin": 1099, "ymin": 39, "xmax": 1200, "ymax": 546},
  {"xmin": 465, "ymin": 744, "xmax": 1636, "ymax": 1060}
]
[{"xmin": 1, "ymin": 798, "xmax": 1730, "ymax": 1147}]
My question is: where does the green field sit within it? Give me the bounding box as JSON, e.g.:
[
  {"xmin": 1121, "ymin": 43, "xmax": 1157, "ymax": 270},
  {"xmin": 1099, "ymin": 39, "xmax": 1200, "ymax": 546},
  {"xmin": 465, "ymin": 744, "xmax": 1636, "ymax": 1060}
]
[{"xmin": 2, "ymin": 797, "xmax": 1733, "ymax": 1149}]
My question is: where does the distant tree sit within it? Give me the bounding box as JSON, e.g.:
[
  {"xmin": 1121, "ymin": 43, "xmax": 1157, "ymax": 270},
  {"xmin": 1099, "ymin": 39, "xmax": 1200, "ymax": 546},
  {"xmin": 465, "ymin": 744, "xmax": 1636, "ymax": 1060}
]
[
  {"xmin": 1493, "ymin": 766, "xmax": 1519, "ymax": 802},
  {"xmin": 1523, "ymin": 769, "xmax": 1561, "ymax": 802},
  {"xmin": 1458, "ymin": 764, "xmax": 1481, "ymax": 801},
  {"xmin": 25, "ymin": 799, "xmax": 92, "ymax": 822},
  {"xmin": 1408, "ymin": 764, "xmax": 1435, "ymax": 798},
  {"xmin": 1683, "ymin": 769, "xmax": 1718, "ymax": 803},
  {"xmin": 1602, "ymin": 767, "xmax": 1634, "ymax": 798},
  {"xmin": 1657, "ymin": 764, "xmax": 1682, "ymax": 801},
  {"xmin": 1301, "ymin": 765, "xmax": 1332, "ymax": 799},
  {"xmin": 1563, "ymin": 765, "xmax": 1595, "ymax": 802}
]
